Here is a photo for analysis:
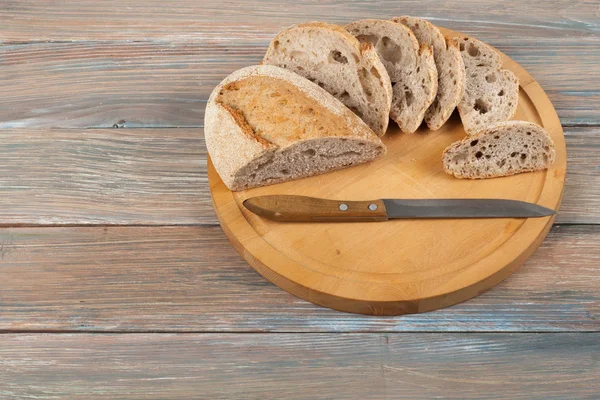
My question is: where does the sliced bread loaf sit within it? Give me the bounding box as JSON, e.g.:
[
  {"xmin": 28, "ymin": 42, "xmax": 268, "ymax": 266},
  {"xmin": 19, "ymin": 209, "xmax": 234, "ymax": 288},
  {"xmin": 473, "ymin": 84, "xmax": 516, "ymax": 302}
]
[
  {"xmin": 346, "ymin": 19, "xmax": 437, "ymax": 133},
  {"xmin": 263, "ymin": 22, "xmax": 392, "ymax": 136},
  {"xmin": 442, "ymin": 121, "xmax": 555, "ymax": 179},
  {"xmin": 454, "ymin": 37, "xmax": 519, "ymax": 135},
  {"xmin": 393, "ymin": 16, "xmax": 464, "ymax": 131},
  {"xmin": 205, "ymin": 65, "xmax": 386, "ymax": 191}
]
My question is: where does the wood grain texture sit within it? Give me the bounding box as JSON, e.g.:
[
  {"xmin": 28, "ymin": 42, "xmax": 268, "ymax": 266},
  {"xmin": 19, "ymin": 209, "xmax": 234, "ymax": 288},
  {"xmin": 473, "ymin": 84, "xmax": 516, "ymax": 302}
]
[
  {"xmin": 0, "ymin": 0, "xmax": 596, "ymax": 392},
  {"xmin": 0, "ymin": 128, "xmax": 210, "ymax": 225},
  {"xmin": 0, "ymin": 128, "xmax": 597, "ymax": 225},
  {"xmin": 243, "ymin": 196, "xmax": 389, "ymax": 222},
  {"xmin": 0, "ymin": 333, "xmax": 598, "ymax": 399},
  {"xmin": 1, "ymin": 0, "xmax": 598, "ymax": 43},
  {"xmin": 0, "ymin": 42, "xmax": 209, "ymax": 129},
  {"xmin": 0, "ymin": 225, "xmax": 597, "ymax": 332}
]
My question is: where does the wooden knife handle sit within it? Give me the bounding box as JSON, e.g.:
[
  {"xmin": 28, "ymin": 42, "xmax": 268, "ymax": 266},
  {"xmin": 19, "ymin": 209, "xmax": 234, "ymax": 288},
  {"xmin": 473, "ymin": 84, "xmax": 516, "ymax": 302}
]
[{"xmin": 243, "ymin": 195, "xmax": 388, "ymax": 222}]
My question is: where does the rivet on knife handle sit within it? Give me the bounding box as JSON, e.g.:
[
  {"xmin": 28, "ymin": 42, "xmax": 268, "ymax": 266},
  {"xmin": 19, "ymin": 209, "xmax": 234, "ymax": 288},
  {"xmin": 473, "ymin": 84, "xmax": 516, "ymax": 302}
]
[{"xmin": 243, "ymin": 195, "xmax": 388, "ymax": 222}]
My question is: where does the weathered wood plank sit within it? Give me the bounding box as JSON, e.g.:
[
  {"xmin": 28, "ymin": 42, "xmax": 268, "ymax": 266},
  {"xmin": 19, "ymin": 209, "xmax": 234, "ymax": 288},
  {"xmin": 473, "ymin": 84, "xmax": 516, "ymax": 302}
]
[
  {"xmin": 1, "ymin": 41, "xmax": 598, "ymax": 128},
  {"xmin": 0, "ymin": 333, "xmax": 597, "ymax": 399},
  {"xmin": 561, "ymin": 129, "xmax": 600, "ymax": 224},
  {"xmin": 1, "ymin": 0, "xmax": 597, "ymax": 43},
  {"xmin": 0, "ymin": 43, "xmax": 210, "ymax": 129},
  {"xmin": 0, "ymin": 128, "xmax": 596, "ymax": 225},
  {"xmin": 0, "ymin": 225, "xmax": 597, "ymax": 332},
  {"xmin": 0, "ymin": 128, "xmax": 211, "ymax": 225}
]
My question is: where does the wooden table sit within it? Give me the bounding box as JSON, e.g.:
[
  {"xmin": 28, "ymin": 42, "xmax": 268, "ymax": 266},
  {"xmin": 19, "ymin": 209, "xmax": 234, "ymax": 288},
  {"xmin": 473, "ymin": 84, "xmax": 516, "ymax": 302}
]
[{"xmin": 0, "ymin": 1, "xmax": 598, "ymax": 398}]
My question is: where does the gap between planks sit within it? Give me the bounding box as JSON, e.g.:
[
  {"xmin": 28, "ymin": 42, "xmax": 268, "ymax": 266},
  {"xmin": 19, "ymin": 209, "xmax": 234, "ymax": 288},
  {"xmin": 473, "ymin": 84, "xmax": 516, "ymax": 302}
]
[{"xmin": 0, "ymin": 330, "xmax": 598, "ymax": 335}]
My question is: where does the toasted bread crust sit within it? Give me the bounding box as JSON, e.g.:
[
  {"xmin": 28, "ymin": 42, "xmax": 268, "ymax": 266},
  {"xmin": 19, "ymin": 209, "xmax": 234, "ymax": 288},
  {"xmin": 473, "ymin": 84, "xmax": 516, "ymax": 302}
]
[
  {"xmin": 216, "ymin": 101, "xmax": 274, "ymax": 148},
  {"xmin": 263, "ymin": 22, "xmax": 393, "ymax": 135}
]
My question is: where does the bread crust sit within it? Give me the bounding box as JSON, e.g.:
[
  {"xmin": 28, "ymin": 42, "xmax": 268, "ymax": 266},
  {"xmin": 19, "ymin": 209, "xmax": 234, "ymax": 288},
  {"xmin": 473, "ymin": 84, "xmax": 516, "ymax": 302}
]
[{"xmin": 205, "ymin": 65, "xmax": 386, "ymax": 190}]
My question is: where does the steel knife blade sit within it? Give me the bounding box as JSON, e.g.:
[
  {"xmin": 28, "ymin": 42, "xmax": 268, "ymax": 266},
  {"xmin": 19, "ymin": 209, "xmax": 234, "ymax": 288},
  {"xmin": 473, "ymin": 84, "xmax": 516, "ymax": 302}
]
[{"xmin": 242, "ymin": 195, "xmax": 556, "ymax": 222}]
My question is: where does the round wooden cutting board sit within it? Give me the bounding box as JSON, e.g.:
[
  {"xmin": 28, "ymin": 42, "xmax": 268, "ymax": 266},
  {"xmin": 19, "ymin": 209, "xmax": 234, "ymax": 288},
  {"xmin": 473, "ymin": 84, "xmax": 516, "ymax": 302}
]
[{"xmin": 208, "ymin": 28, "xmax": 567, "ymax": 315}]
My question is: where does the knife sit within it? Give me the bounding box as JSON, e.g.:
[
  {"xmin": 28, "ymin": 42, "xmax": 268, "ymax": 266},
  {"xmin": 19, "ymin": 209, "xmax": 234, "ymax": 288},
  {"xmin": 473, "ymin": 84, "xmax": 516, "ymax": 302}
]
[{"xmin": 242, "ymin": 195, "xmax": 556, "ymax": 222}]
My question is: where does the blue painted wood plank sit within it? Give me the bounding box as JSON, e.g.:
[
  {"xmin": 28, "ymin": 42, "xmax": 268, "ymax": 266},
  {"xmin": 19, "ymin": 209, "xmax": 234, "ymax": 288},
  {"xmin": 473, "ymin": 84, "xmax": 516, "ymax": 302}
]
[{"xmin": 0, "ymin": 333, "xmax": 597, "ymax": 398}]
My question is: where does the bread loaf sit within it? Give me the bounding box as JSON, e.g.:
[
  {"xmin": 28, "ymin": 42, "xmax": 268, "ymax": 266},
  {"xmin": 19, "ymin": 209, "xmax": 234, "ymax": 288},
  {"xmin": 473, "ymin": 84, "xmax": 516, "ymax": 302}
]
[{"xmin": 205, "ymin": 65, "xmax": 386, "ymax": 191}]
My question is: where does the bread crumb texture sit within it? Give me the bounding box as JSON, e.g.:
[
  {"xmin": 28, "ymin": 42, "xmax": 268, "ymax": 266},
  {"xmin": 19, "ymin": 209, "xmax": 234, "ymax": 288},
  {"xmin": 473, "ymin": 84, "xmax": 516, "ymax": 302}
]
[{"xmin": 443, "ymin": 121, "xmax": 556, "ymax": 179}]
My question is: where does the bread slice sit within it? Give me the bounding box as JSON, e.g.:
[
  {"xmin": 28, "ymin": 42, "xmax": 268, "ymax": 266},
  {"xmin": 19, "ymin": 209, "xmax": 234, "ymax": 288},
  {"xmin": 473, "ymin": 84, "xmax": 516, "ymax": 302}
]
[
  {"xmin": 393, "ymin": 16, "xmax": 464, "ymax": 131},
  {"xmin": 442, "ymin": 121, "xmax": 555, "ymax": 179},
  {"xmin": 345, "ymin": 19, "xmax": 437, "ymax": 133},
  {"xmin": 205, "ymin": 65, "xmax": 386, "ymax": 191},
  {"xmin": 454, "ymin": 36, "xmax": 519, "ymax": 135},
  {"xmin": 263, "ymin": 22, "xmax": 392, "ymax": 136}
]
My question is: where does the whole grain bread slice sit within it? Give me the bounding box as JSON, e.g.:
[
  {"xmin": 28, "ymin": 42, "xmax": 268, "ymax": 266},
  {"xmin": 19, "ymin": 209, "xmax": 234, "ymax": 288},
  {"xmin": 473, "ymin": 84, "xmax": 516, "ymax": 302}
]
[
  {"xmin": 205, "ymin": 65, "xmax": 386, "ymax": 191},
  {"xmin": 263, "ymin": 22, "xmax": 392, "ymax": 136},
  {"xmin": 454, "ymin": 36, "xmax": 519, "ymax": 135},
  {"xmin": 393, "ymin": 16, "xmax": 465, "ymax": 131},
  {"xmin": 442, "ymin": 121, "xmax": 555, "ymax": 179},
  {"xmin": 346, "ymin": 19, "xmax": 437, "ymax": 133}
]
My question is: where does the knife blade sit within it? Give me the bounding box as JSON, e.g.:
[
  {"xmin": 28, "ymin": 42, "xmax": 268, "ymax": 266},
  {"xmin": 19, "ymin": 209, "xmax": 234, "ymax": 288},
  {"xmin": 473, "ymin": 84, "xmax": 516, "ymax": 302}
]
[{"xmin": 242, "ymin": 195, "xmax": 556, "ymax": 222}]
